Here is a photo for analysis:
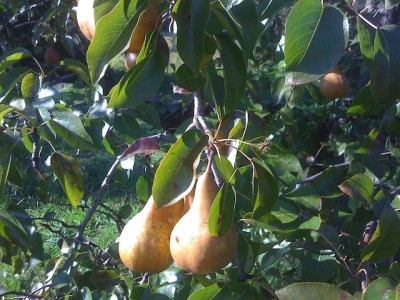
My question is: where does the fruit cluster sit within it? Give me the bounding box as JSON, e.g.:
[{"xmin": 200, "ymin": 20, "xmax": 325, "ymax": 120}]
[{"xmin": 118, "ymin": 164, "xmax": 238, "ymax": 275}]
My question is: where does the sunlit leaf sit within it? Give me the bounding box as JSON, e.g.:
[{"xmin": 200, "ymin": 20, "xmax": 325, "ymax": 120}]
[
  {"xmin": 21, "ymin": 72, "xmax": 41, "ymax": 100},
  {"xmin": 252, "ymin": 159, "xmax": 279, "ymax": 219},
  {"xmin": 276, "ymin": 282, "xmax": 355, "ymax": 300},
  {"xmin": 88, "ymin": 0, "xmax": 145, "ymax": 84},
  {"xmin": 60, "ymin": 58, "xmax": 91, "ymax": 86},
  {"xmin": 152, "ymin": 129, "xmax": 208, "ymax": 207},
  {"xmin": 215, "ymin": 34, "xmax": 246, "ymax": 115},
  {"xmin": 187, "ymin": 283, "xmax": 222, "ymax": 300},
  {"xmin": 0, "ymin": 147, "xmax": 12, "ymax": 202},
  {"xmin": 0, "ymin": 47, "xmax": 32, "ymax": 72},
  {"xmin": 361, "ymin": 202, "xmax": 400, "ymax": 262},
  {"xmin": 356, "ymin": 16, "xmax": 375, "ymax": 69},
  {"xmin": 108, "ymin": 47, "xmax": 165, "ymax": 108},
  {"xmin": 51, "ymin": 152, "xmax": 84, "ymax": 208},
  {"xmin": 284, "ymin": 0, "xmax": 349, "ymax": 84},
  {"xmin": 173, "ymin": 0, "xmax": 209, "ymax": 75},
  {"xmin": 363, "ymin": 277, "xmax": 397, "ymax": 300},
  {"xmin": 49, "ymin": 112, "xmax": 95, "ymax": 151},
  {"xmin": 208, "ymin": 183, "xmax": 235, "ymax": 236},
  {"xmin": 284, "ymin": 185, "xmax": 321, "ymax": 211},
  {"xmin": 371, "ymin": 24, "xmax": 400, "ymax": 104},
  {"xmin": 339, "ymin": 174, "xmax": 374, "ymax": 205},
  {"xmin": 0, "ymin": 67, "xmax": 30, "ymax": 102},
  {"xmin": 0, "ymin": 209, "xmax": 31, "ymax": 249}
]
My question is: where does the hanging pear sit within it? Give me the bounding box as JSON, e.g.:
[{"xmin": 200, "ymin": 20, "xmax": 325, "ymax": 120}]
[
  {"xmin": 170, "ymin": 164, "xmax": 238, "ymax": 275},
  {"xmin": 118, "ymin": 195, "xmax": 184, "ymax": 273}
]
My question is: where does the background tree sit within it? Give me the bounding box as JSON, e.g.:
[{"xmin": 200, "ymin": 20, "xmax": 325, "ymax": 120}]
[{"xmin": 1, "ymin": 0, "xmax": 400, "ymax": 299}]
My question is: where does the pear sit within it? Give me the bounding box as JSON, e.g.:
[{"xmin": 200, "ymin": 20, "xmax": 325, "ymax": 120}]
[
  {"xmin": 170, "ymin": 165, "xmax": 238, "ymax": 275},
  {"xmin": 118, "ymin": 196, "xmax": 183, "ymax": 273},
  {"xmin": 76, "ymin": 0, "xmax": 95, "ymax": 41}
]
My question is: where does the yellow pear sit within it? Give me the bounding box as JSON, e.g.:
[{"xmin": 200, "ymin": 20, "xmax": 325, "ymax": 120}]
[
  {"xmin": 76, "ymin": 0, "xmax": 95, "ymax": 41},
  {"xmin": 118, "ymin": 195, "xmax": 184, "ymax": 273},
  {"xmin": 170, "ymin": 165, "xmax": 238, "ymax": 275}
]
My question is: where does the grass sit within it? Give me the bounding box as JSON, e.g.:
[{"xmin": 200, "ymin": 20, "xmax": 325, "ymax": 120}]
[{"xmin": 0, "ymin": 194, "xmax": 143, "ymax": 293}]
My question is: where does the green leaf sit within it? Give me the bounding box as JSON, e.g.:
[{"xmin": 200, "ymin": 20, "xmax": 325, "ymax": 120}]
[
  {"xmin": 284, "ymin": 185, "xmax": 322, "ymax": 211},
  {"xmin": 9, "ymin": 99, "xmax": 38, "ymax": 126},
  {"xmin": 284, "ymin": 0, "xmax": 349, "ymax": 85},
  {"xmin": 301, "ymin": 250, "xmax": 337, "ymax": 282},
  {"xmin": 113, "ymin": 113, "xmax": 140, "ymax": 144},
  {"xmin": 60, "ymin": 58, "xmax": 92, "ymax": 86},
  {"xmin": 208, "ymin": 2, "xmax": 244, "ymax": 48},
  {"xmin": 21, "ymin": 72, "xmax": 41, "ymax": 100},
  {"xmin": 0, "ymin": 147, "xmax": 12, "ymax": 202},
  {"xmin": 339, "ymin": 174, "xmax": 374, "ymax": 205},
  {"xmin": 50, "ymin": 152, "xmax": 84, "ymax": 208},
  {"xmin": 205, "ymin": 63, "xmax": 225, "ymax": 118},
  {"xmin": 90, "ymin": 270, "xmax": 121, "ymax": 289},
  {"xmin": 187, "ymin": 283, "xmax": 222, "ymax": 300},
  {"xmin": 0, "ymin": 47, "xmax": 32, "ymax": 72},
  {"xmin": 0, "ymin": 67, "xmax": 30, "ymax": 102},
  {"xmin": 173, "ymin": 0, "xmax": 209, "ymax": 75},
  {"xmin": 208, "ymin": 183, "xmax": 235, "ymax": 236},
  {"xmin": 49, "ymin": 112, "xmax": 95, "ymax": 151},
  {"xmin": 371, "ymin": 24, "xmax": 400, "ymax": 104},
  {"xmin": 311, "ymin": 167, "xmax": 345, "ymax": 198},
  {"xmin": 215, "ymin": 34, "xmax": 246, "ymax": 115},
  {"xmin": 244, "ymin": 214, "xmax": 321, "ymax": 234},
  {"xmin": 276, "ymin": 282, "xmax": 355, "ymax": 300},
  {"xmin": 20, "ymin": 126, "xmax": 33, "ymax": 153},
  {"xmin": 108, "ymin": 48, "xmax": 165, "ymax": 108},
  {"xmin": 361, "ymin": 202, "xmax": 400, "ymax": 262},
  {"xmin": 260, "ymin": 0, "xmax": 294, "ymax": 20},
  {"xmin": 356, "ymin": 16, "xmax": 375, "ymax": 69},
  {"xmin": 0, "ymin": 209, "xmax": 31, "ymax": 249},
  {"xmin": 136, "ymin": 175, "xmax": 149, "ymax": 202},
  {"xmin": 229, "ymin": 0, "xmax": 259, "ymax": 57},
  {"xmin": 93, "ymin": 0, "xmax": 119, "ymax": 22},
  {"xmin": 363, "ymin": 277, "xmax": 397, "ymax": 300},
  {"xmin": 175, "ymin": 64, "xmax": 206, "ymax": 92},
  {"xmin": 386, "ymin": 0, "xmax": 400, "ymax": 9},
  {"xmin": 152, "ymin": 129, "xmax": 208, "ymax": 207},
  {"xmin": 347, "ymin": 83, "xmax": 383, "ymax": 117},
  {"xmin": 213, "ymin": 155, "xmax": 234, "ymax": 183},
  {"xmin": 252, "ymin": 159, "xmax": 279, "ymax": 219},
  {"xmin": 87, "ymin": 0, "xmax": 145, "ymax": 84}
]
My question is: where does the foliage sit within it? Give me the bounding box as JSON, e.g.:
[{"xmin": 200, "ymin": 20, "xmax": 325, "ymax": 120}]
[{"xmin": 1, "ymin": 0, "xmax": 400, "ymax": 299}]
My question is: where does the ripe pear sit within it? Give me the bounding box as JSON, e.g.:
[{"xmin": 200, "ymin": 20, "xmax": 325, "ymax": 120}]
[
  {"xmin": 127, "ymin": 0, "xmax": 162, "ymax": 53},
  {"xmin": 320, "ymin": 66, "xmax": 349, "ymax": 99},
  {"xmin": 119, "ymin": 195, "xmax": 184, "ymax": 273},
  {"xmin": 76, "ymin": 0, "xmax": 95, "ymax": 41},
  {"xmin": 170, "ymin": 165, "xmax": 238, "ymax": 275}
]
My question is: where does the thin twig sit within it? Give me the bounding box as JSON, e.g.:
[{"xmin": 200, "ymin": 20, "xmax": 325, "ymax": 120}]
[{"xmin": 75, "ymin": 157, "xmax": 122, "ymax": 242}]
